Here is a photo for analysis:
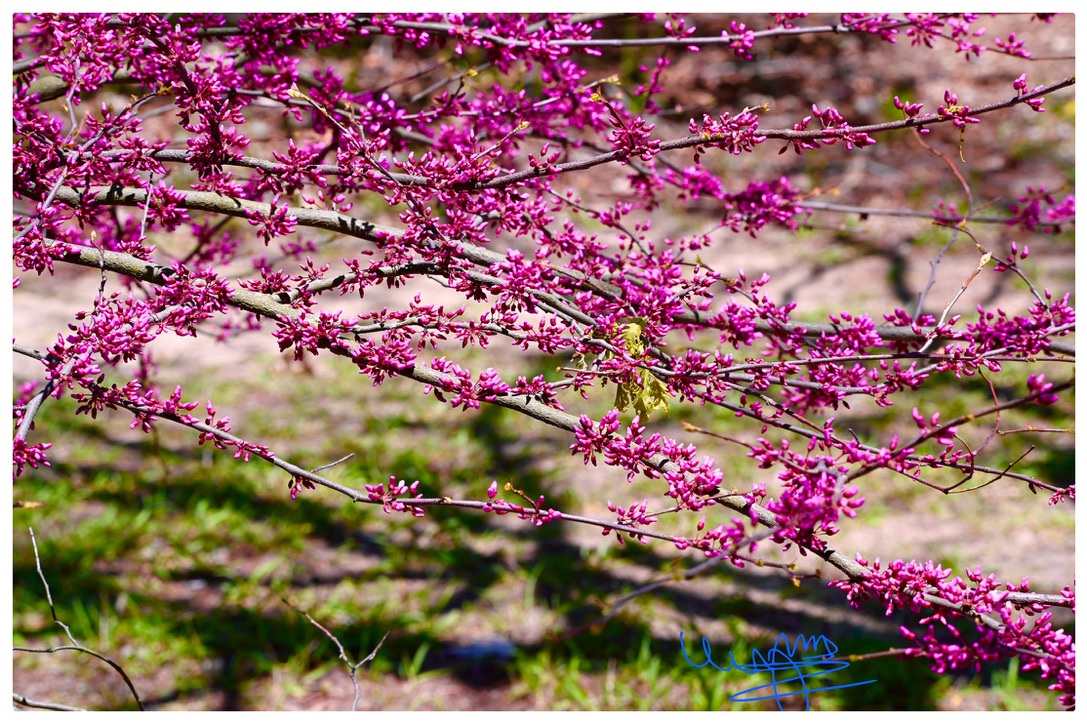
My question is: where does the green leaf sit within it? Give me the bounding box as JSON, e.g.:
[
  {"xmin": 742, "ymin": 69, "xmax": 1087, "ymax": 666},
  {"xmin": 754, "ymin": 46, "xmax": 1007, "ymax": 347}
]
[{"xmin": 613, "ymin": 318, "xmax": 671, "ymax": 418}]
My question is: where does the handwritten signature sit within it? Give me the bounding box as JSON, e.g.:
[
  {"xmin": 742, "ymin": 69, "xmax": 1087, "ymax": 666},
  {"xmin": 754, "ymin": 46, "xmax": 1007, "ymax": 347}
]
[{"xmin": 680, "ymin": 631, "xmax": 876, "ymax": 710}]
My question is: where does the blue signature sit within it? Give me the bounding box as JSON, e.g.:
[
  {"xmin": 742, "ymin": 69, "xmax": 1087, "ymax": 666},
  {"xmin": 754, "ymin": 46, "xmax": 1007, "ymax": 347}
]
[{"xmin": 680, "ymin": 631, "xmax": 876, "ymax": 710}]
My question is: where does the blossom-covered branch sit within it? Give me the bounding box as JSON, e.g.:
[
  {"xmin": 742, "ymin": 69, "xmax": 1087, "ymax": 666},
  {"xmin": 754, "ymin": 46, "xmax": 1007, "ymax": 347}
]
[{"xmin": 13, "ymin": 12, "xmax": 1075, "ymax": 708}]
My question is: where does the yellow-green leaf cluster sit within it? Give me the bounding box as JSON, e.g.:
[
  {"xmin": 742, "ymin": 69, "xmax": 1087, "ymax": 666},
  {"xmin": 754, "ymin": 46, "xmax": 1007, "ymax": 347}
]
[{"xmin": 612, "ymin": 318, "xmax": 671, "ymax": 418}]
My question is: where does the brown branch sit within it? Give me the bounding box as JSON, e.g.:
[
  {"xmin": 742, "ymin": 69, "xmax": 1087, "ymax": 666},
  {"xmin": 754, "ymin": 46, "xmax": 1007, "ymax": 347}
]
[
  {"xmin": 47, "ymin": 187, "xmax": 1074, "ymax": 357},
  {"xmin": 14, "ymin": 341, "xmax": 1073, "ymax": 630},
  {"xmin": 12, "ymin": 693, "xmax": 86, "ymax": 712},
  {"xmin": 13, "ymin": 339, "xmax": 869, "ymax": 582},
  {"xmin": 16, "ymin": 528, "xmax": 145, "ymax": 711},
  {"xmin": 450, "ymin": 78, "xmax": 1076, "ymax": 191},
  {"xmin": 64, "ymin": 78, "xmax": 1076, "ymax": 207},
  {"xmin": 798, "ymin": 200, "xmax": 1073, "ymax": 228},
  {"xmin": 283, "ymin": 599, "xmax": 388, "ymax": 712}
]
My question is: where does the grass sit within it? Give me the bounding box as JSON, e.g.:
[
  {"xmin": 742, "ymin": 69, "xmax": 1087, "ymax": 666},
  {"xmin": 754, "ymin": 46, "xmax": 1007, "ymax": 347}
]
[{"xmin": 12, "ymin": 332, "xmax": 1072, "ymax": 711}]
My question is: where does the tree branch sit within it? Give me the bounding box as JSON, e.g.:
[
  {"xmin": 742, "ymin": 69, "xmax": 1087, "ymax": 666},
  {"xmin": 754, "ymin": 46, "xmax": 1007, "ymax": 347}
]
[
  {"xmin": 48, "ymin": 189, "xmax": 1074, "ymax": 357},
  {"xmin": 16, "ymin": 528, "xmax": 145, "ymax": 711}
]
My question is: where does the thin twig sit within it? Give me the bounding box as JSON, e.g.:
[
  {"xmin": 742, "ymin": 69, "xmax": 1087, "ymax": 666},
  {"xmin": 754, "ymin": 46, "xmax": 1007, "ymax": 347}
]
[
  {"xmin": 917, "ymin": 250, "xmax": 992, "ymax": 354},
  {"xmin": 914, "ymin": 230, "xmax": 959, "ymax": 323},
  {"xmin": 283, "ymin": 599, "xmax": 388, "ymax": 712},
  {"xmin": 797, "ymin": 200, "xmax": 1072, "ymax": 228},
  {"xmin": 311, "ymin": 453, "xmax": 356, "ymax": 473},
  {"xmin": 139, "ymin": 171, "xmax": 155, "ymax": 241},
  {"xmin": 18, "ymin": 528, "xmax": 145, "ymax": 711}
]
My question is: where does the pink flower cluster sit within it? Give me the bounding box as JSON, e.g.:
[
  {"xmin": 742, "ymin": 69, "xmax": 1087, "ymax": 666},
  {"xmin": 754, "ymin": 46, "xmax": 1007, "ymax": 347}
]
[
  {"xmin": 831, "ymin": 559, "xmax": 1075, "ymax": 706},
  {"xmin": 12, "ymin": 12, "xmax": 1073, "ymax": 706},
  {"xmin": 365, "ymin": 476, "xmax": 425, "ymax": 517}
]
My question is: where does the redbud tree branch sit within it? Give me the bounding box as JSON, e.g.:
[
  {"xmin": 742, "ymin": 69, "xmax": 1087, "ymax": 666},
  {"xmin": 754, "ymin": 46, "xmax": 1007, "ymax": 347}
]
[
  {"xmin": 13, "ymin": 12, "xmax": 1075, "ymax": 706},
  {"xmin": 43, "ymin": 189, "xmax": 1076, "ymax": 358}
]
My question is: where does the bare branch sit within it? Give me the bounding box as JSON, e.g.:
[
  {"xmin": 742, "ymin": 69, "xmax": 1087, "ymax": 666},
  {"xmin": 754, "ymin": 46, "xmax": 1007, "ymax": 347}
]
[
  {"xmin": 283, "ymin": 598, "xmax": 388, "ymax": 712},
  {"xmin": 18, "ymin": 528, "xmax": 145, "ymax": 711},
  {"xmin": 12, "ymin": 693, "xmax": 86, "ymax": 712}
]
